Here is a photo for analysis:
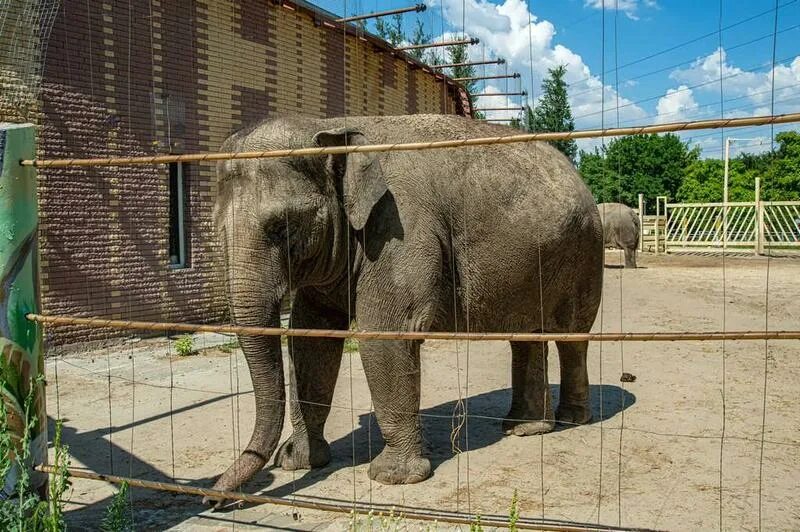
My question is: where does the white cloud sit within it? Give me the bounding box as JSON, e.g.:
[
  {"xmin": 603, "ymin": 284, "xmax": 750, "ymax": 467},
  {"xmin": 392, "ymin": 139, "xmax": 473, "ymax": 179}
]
[
  {"xmin": 434, "ymin": 0, "xmax": 647, "ymax": 150},
  {"xmin": 655, "ymin": 85, "xmax": 698, "ymax": 123},
  {"xmin": 584, "ymin": 0, "xmax": 657, "ymax": 20},
  {"xmin": 657, "ymin": 49, "xmax": 800, "ymax": 156},
  {"xmin": 670, "ymin": 47, "xmax": 759, "ymax": 98}
]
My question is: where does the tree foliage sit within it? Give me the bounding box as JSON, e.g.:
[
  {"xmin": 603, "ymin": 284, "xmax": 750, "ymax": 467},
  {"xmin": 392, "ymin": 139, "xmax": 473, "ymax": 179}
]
[
  {"xmin": 447, "ymin": 43, "xmax": 484, "ymax": 119},
  {"xmin": 579, "ymin": 130, "xmax": 800, "ymax": 210},
  {"xmin": 408, "ymin": 20, "xmax": 430, "ymax": 61},
  {"xmin": 677, "ymin": 132, "xmax": 800, "ymax": 202},
  {"xmin": 374, "ymin": 13, "xmax": 404, "ymax": 47},
  {"xmin": 578, "ymin": 133, "xmax": 700, "ymax": 209},
  {"xmin": 522, "ymin": 65, "xmax": 577, "ymax": 163}
]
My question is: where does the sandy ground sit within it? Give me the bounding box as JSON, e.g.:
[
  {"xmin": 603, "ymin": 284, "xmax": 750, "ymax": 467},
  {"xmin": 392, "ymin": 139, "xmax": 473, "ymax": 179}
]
[{"xmin": 44, "ymin": 251, "xmax": 800, "ymax": 531}]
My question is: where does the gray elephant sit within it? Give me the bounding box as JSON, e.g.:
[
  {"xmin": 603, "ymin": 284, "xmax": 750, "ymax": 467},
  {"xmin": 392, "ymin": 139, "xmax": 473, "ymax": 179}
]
[
  {"xmin": 208, "ymin": 114, "xmax": 603, "ymax": 503},
  {"xmin": 598, "ymin": 202, "xmax": 640, "ymax": 268}
]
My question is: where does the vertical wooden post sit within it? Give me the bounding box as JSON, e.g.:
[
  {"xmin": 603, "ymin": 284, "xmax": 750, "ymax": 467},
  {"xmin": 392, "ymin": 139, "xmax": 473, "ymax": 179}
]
[
  {"xmin": 638, "ymin": 193, "xmax": 645, "ymax": 252},
  {"xmin": 755, "ymin": 177, "xmax": 764, "ymax": 256},
  {"xmin": 0, "ymin": 123, "xmax": 47, "ymax": 498},
  {"xmin": 656, "ymin": 198, "xmax": 662, "ymax": 255}
]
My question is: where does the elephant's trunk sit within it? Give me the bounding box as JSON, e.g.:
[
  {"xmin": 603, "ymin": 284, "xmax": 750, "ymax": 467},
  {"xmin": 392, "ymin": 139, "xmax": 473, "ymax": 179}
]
[{"xmin": 206, "ymin": 227, "xmax": 287, "ymax": 506}]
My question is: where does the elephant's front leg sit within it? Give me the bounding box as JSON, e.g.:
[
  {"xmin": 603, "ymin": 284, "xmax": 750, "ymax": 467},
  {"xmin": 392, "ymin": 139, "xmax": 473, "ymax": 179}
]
[
  {"xmin": 275, "ymin": 289, "xmax": 348, "ymax": 471},
  {"xmin": 361, "ymin": 338, "xmax": 431, "ymax": 484}
]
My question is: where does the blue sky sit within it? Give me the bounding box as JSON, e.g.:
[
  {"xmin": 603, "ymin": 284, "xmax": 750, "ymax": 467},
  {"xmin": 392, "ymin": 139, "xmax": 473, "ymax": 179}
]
[{"xmin": 313, "ymin": 0, "xmax": 800, "ymax": 157}]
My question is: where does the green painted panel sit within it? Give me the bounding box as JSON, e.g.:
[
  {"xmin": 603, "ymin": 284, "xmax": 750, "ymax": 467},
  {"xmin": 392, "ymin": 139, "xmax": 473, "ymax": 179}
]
[{"xmin": 0, "ymin": 123, "xmax": 46, "ymax": 495}]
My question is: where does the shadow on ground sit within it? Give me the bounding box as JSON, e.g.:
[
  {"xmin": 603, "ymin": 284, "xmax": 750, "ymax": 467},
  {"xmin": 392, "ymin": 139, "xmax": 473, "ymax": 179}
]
[
  {"xmin": 58, "ymin": 384, "xmax": 634, "ymax": 529},
  {"xmin": 261, "ymin": 384, "xmax": 635, "ymax": 499}
]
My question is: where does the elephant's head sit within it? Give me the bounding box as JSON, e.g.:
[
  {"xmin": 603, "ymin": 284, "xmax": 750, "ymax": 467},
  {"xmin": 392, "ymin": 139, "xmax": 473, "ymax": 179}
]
[{"xmin": 208, "ymin": 124, "xmax": 388, "ymax": 498}]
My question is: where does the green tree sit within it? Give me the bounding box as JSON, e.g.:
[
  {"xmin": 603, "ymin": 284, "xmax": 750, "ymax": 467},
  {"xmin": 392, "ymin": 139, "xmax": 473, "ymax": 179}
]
[
  {"xmin": 374, "ymin": 13, "xmax": 404, "ymax": 47},
  {"xmin": 677, "ymin": 131, "xmax": 800, "ymax": 203},
  {"xmin": 447, "ymin": 43, "xmax": 484, "ymax": 119},
  {"xmin": 578, "ymin": 133, "xmax": 700, "ymax": 209},
  {"xmin": 408, "ymin": 20, "xmax": 430, "ymax": 61},
  {"xmin": 523, "ymin": 65, "xmax": 577, "ymax": 163}
]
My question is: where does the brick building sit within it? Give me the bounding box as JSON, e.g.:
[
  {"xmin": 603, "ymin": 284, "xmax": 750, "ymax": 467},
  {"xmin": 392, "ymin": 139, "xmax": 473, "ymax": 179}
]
[{"xmin": 0, "ymin": 0, "xmax": 470, "ymax": 346}]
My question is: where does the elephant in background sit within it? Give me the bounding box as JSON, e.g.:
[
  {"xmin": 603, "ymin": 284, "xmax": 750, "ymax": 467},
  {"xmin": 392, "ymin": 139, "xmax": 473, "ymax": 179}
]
[
  {"xmin": 598, "ymin": 202, "xmax": 640, "ymax": 268},
  {"xmin": 208, "ymin": 114, "xmax": 603, "ymax": 504}
]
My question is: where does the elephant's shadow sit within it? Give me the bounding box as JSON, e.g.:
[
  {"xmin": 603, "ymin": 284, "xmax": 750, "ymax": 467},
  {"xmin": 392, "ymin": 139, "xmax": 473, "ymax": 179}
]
[{"xmin": 260, "ymin": 384, "xmax": 635, "ymax": 498}]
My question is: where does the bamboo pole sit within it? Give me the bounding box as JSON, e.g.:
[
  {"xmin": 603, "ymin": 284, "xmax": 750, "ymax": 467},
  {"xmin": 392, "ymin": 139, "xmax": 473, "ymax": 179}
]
[
  {"xmin": 19, "ymin": 112, "xmax": 800, "ymax": 169},
  {"xmin": 0, "ymin": 124, "xmax": 47, "ymax": 496},
  {"xmin": 396, "ymin": 38, "xmax": 478, "ymax": 51},
  {"xmin": 453, "ymin": 73, "xmax": 520, "ymax": 82},
  {"xmin": 474, "ymin": 91, "xmax": 527, "ymax": 97},
  {"xmin": 336, "ymin": 3, "xmax": 425, "ymax": 23},
  {"xmin": 32, "ymin": 465, "xmax": 661, "ymax": 532},
  {"xmin": 25, "ymin": 314, "xmax": 800, "ymax": 342},
  {"xmin": 473, "ymin": 107, "xmax": 525, "ymax": 112},
  {"xmin": 431, "ymin": 58, "xmax": 505, "ymax": 69}
]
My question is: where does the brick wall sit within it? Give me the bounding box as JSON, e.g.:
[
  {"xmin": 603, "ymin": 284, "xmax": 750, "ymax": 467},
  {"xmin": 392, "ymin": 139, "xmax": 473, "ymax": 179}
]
[{"xmin": 2, "ymin": 0, "xmax": 467, "ymax": 346}]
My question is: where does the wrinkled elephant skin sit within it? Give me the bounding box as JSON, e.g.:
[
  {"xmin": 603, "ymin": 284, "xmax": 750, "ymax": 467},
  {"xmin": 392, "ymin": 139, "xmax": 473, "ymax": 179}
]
[
  {"xmin": 207, "ymin": 114, "xmax": 604, "ymax": 504},
  {"xmin": 598, "ymin": 202, "xmax": 640, "ymax": 268}
]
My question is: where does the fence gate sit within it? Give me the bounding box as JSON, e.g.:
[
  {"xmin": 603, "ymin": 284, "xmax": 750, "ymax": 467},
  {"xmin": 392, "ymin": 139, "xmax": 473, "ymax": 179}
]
[{"xmin": 664, "ymin": 201, "xmax": 800, "ymax": 253}]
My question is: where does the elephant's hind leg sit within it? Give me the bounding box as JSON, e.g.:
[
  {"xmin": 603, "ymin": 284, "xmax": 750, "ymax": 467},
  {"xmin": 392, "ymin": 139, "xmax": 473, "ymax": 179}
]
[
  {"xmin": 503, "ymin": 341, "xmax": 555, "ymax": 436},
  {"xmin": 275, "ymin": 289, "xmax": 348, "ymax": 471},
  {"xmin": 624, "ymin": 247, "xmax": 637, "ymax": 268},
  {"xmin": 555, "ymin": 340, "xmax": 593, "ymax": 425}
]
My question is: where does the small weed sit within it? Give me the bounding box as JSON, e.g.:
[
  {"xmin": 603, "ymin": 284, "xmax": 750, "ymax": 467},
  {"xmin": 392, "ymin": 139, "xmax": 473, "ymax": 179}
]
[
  {"xmin": 344, "ymin": 321, "xmax": 359, "ymax": 353},
  {"xmin": 508, "ymin": 489, "xmax": 520, "ymax": 532},
  {"xmin": 218, "ymin": 340, "xmax": 239, "ymax": 353},
  {"xmin": 0, "ymin": 367, "xmax": 71, "ymax": 531},
  {"xmin": 470, "ymin": 513, "xmax": 483, "ymax": 532},
  {"xmin": 349, "ymin": 508, "xmax": 403, "ymax": 531},
  {"xmin": 344, "ymin": 337, "xmax": 359, "ymax": 353},
  {"xmin": 174, "ymin": 335, "xmax": 194, "ymax": 356},
  {"xmin": 100, "ymin": 481, "xmax": 133, "ymax": 532}
]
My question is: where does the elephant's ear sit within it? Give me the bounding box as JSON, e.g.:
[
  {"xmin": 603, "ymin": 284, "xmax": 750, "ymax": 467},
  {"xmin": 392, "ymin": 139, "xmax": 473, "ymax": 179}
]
[{"xmin": 313, "ymin": 128, "xmax": 388, "ymax": 231}]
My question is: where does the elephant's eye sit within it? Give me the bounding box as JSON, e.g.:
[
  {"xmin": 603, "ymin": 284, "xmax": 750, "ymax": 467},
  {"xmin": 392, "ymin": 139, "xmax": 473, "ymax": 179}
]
[{"xmin": 265, "ymin": 223, "xmax": 289, "ymax": 244}]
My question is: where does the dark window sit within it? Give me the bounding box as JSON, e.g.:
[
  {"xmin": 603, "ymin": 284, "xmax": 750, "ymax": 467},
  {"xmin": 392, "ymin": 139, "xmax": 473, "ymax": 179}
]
[{"xmin": 168, "ymin": 162, "xmax": 188, "ymax": 268}]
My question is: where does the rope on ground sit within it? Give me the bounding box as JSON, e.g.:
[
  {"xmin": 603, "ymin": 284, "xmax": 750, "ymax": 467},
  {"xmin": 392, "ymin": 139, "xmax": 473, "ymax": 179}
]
[{"xmin": 18, "ymin": 112, "xmax": 800, "ymax": 168}]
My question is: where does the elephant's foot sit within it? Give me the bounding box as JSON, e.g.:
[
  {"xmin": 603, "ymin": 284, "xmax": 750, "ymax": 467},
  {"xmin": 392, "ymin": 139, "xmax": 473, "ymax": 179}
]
[
  {"xmin": 202, "ymin": 449, "xmax": 267, "ymax": 510},
  {"xmin": 368, "ymin": 448, "xmax": 431, "ymax": 485},
  {"xmin": 274, "ymin": 433, "xmax": 331, "ymax": 471},
  {"xmin": 556, "ymin": 403, "xmax": 593, "ymax": 425},
  {"xmin": 502, "ymin": 413, "xmax": 555, "ymax": 436}
]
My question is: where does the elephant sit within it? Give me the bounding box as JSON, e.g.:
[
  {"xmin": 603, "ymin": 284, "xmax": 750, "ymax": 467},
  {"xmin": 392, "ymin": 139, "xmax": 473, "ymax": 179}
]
[
  {"xmin": 207, "ymin": 114, "xmax": 603, "ymax": 504},
  {"xmin": 598, "ymin": 202, "xmax": 640, "ymax": 268}
]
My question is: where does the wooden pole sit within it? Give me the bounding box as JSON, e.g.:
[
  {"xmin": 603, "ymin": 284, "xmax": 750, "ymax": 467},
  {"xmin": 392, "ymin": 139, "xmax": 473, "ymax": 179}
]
[
  {"xmin": 0, "ymin": 123, "xmax": 47, "ymax": 497},
  {"xmin": 335, "ymin": 3, "xmax": 425, "ymax": 23},
  {"xmin": 18, "ymin": 112, "xmax": 800, "ymax": 169},
  {"xmin": 755, "ymin": 177, "xmax": 764, "ymax": 255},
  {"xmin": 638, "ymin": 193, "xmax": 645, "ymax": 252}
]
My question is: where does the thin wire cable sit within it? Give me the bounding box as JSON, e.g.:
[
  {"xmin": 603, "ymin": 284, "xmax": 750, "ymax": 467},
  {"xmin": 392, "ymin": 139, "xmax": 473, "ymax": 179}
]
[
  {"xmin": 566, "ymin": 17, "xmax": 800, "ymax": 101},
  {"xmin": 44, "ymin": 354, "xmax": 800, "ymax": 449},
  {"xmin": 525, "ymin": 0, "xmax": 547, "ymax": 519},
  {"xmin": 565, "ymin": 0, "xmax": 796, "ymax": 90},
  {"xmin": 285, "ymin": 191, "xmax": 299, "ymax": 518},
  {"xmin": 717, "ymin": 2, "xmax": 728, "ymax": 530},
  {"xmin": 597, "ymin": 0, "xmax": 606, "ymax": 523},
  {"xmin": 758, "ymin": 2, "xmax": 780, "ymax": 528},
  {"xmin": 125, "ymin": 0, "xmax": 136, "ymax": 523},
  {"xmin": 612, "ymin": 2, "xmax": 625, "ymax": 526},
  {"xmin": 342, "ymin": 0, "xmax": 358, "ymax": 511}
]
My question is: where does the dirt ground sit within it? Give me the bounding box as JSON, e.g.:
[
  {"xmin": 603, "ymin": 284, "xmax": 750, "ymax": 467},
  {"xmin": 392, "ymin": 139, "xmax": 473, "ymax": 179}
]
[{"xmin": 45, "ymin": 251, "xmax": 800, "ymax": 531}]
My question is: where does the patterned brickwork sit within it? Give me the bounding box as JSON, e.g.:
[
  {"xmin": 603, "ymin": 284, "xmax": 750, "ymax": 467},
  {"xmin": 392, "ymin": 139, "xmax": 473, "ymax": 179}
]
[{"xmin": 2, "ymin": 0, "xmax": 468, "ymax": 346}]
